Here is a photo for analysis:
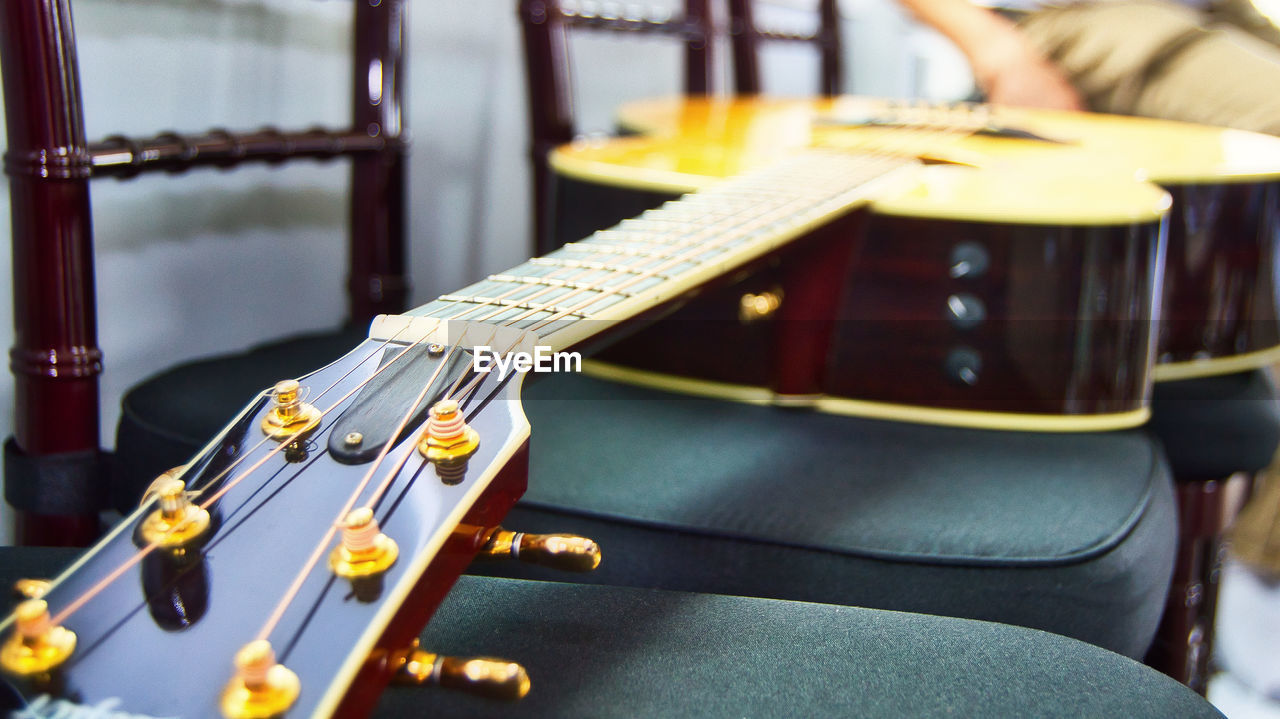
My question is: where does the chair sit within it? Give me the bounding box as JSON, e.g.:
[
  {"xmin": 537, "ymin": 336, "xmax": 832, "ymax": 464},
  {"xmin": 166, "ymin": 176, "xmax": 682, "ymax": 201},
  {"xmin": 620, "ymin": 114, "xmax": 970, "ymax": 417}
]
[
  {"xmin": 0, "ymin": 0, "xmax": 407, "ymax": 545},
  {"xmin": 0, "ymin": 546, "xmax": 1226, "ymax": 718},
  {"xmin": 727, "ymin": 0, "xmax": 843, "ymax": 96},
  {"xmin": 1143, "ymin": 369, "xmax": 1280, "ymax": 692},
  {"xmin": 519, "ymin": 0, "xmax": 715, "ymax": 255},
  {"xmin": 504, "ymin": 0, "xmax": 1177, "ymax": 665}
]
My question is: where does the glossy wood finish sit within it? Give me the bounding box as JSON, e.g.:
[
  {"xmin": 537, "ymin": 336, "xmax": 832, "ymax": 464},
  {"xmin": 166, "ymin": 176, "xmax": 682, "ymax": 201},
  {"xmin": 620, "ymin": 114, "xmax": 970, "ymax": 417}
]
[
  {"xmin": 1144, "ymin": 478, "xmax": 1236, "ymax": 695},
  {"xmin": 0, "ymin": 0, "xmax": 102, "ymax": 546},
  {"xmin": 519, "ymin": 0, "xmax": 713, "ymax": 254},
  {"xmin": 554, "ymin": 96, "xmax": 1280, "ymax": 378},
  {"xmin": 0, "ymin": 0, "xmax": 408, "ymax": 545},
  {"xmin": 1158, "ymin": 183, "xmax": 1280, "ymax": 366},
  {"xmin": 728, "ymin": 0, "xmax": 842, "ymax": 96},
  {"xmin": 825, "ymin": 215, "xmax": 1160, "ymax": 415},
  {"xmin": 350, "ymin": 0, "xmax": 408, "ymax": 321},
  {"xmin": 0, "ymin": 341, "xmax": 530, "ymax": 718},
  {"xmin": 88, "ymin": 129, "xmax": 387, "ymax": 177},
  {"xmin": 574, "ymin": 177, "xmax": 1164, "ymax": 418}
]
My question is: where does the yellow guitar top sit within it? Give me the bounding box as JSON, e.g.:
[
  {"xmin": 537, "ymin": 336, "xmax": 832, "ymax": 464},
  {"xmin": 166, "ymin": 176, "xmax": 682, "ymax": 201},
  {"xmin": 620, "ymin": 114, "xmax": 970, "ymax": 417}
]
[{"xmin": 551, "ymin": 96, "xmax": 1280, "ymax": 226}]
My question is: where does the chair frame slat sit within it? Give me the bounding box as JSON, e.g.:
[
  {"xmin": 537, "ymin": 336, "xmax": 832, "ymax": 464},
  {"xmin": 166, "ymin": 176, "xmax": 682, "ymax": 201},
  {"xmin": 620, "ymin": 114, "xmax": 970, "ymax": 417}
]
[
  {"xmin": 728, "ymin": 0, "xmax": 842, "ymax": 96},
  {"xmin": 519, "ymin": 0, "xmax": 712, "ymax": 255},
  {"xmin": 0, "ymin": 0, "xmax": 408, "ymax": 544},
  {"xmin": 88, "ymin": 127, "xmax": 391, "ymax": 177}
]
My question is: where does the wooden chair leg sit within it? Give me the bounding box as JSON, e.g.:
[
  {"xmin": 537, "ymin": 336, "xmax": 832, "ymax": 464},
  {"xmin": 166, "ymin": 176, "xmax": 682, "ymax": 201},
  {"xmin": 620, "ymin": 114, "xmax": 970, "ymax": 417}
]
[{"xmin": 1145, "ymin": 474, "xmax": 1252, "ymax": 694}]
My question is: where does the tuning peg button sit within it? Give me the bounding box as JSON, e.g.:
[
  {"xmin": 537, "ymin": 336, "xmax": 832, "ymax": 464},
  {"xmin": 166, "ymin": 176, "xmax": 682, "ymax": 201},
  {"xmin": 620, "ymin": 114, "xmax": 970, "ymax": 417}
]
[
  {"xmin": 481, "ymin": 528, "xmax": 602, "ymax": 573},
  {"xmin": 392, "ymin": 641, "xmax": 530, "ymax": 702},
  {"xmin": 12, "ymin": 579, "xmax": 50, "ymax": 601}
]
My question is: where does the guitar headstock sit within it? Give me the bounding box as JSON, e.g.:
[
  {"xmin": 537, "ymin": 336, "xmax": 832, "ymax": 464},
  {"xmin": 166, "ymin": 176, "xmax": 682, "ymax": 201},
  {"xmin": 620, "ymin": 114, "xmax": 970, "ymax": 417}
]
[{"xmin": 0, "ymin": 321, "xmax": 551, "ymax": 718}]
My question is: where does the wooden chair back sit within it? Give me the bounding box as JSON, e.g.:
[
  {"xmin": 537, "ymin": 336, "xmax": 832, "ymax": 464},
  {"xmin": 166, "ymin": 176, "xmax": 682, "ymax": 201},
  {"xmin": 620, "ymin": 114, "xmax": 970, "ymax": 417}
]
[{"xmin": 0, "ymin": 0, "xmax": 408, "ymax": 545}]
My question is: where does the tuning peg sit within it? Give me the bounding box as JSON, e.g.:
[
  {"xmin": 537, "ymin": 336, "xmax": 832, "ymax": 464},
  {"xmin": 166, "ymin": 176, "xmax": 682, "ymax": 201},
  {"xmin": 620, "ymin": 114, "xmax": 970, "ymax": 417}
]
[
  {"xmin": 479, "ymin": 528, "xmax": 602, "ymax": 573},
  {"xmin": 12, "ymin": 579, "xmax": 50, "ymax": 601},
  {"xmin": 392, "ymin": 640, "xmax": 530, "ymax": 701},
  {"xmin": 0, "ymin": 599, "xmax": 77, "ymax": 676}
]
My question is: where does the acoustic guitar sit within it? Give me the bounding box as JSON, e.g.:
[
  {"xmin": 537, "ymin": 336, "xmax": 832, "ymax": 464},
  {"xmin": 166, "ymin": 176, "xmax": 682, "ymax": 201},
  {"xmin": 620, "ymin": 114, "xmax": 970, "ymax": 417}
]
[
  {"xmin": 0, "ymin": 148, "xmax": 1077, "ymax": 717},
  {"xmin": 0, "ymin": 105, "xmax": 1238, "ymax": 716},
  {"xmin": 549, "ymin": 96, "xmax": 1280, "ymax": 423}
]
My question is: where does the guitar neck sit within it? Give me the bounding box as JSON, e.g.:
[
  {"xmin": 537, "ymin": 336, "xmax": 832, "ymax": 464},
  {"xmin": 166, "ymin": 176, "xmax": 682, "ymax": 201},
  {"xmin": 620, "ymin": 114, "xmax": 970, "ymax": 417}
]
[{"xmin": 399, "ymin": 151, "xmax": 915, "ymax": 353}]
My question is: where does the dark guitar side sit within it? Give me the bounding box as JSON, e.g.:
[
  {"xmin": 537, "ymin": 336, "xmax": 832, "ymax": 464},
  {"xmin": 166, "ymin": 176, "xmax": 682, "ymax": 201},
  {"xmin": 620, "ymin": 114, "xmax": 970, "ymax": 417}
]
[
  {"xmin": 552, "ymin": 175, "xmax": 1164, "ymax": 419},
  {"xmin": 1159, "ymin": 182, "xmax": 1280, "ymax": 367}
]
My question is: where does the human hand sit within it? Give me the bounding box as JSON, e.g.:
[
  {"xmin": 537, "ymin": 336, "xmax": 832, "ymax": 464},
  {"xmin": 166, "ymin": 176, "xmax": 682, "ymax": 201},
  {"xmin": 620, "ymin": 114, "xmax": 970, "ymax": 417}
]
[{"xmin": 971, "ymin": 34, "xmax": 1084, "ymax": 111}]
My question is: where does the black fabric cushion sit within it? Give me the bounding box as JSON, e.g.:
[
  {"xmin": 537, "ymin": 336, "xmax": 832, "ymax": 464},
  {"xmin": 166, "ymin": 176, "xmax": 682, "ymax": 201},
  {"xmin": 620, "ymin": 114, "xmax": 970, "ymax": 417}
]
[
  {"xmin": 471, "ymin": 372, "xmax": 1177, "ymax": 659},
  {"xmin": 0, "ymin": 549, "xmax": 1221, "ymax": 718},
  {"xmin": 113, "ymin": 327, "xmax": 367, "ymax": 513},
  {"xmin": 1149, "ymin": 370, "xmax": 1280, "ymax": 479}
]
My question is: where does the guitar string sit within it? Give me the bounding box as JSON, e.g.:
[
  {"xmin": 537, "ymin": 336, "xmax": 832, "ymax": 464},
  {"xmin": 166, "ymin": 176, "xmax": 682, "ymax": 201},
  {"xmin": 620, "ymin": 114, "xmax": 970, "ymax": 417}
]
[
  {"xmin": 252, "ymin": 330, "xmax": 478, "ymax": 641},
  {"xmin": 248, "ymin": 117, "xmax": 983, "ymax": 657},
  {"xmin": 38, "ymin": 110, "xmax": 979, "ymax": 647},
  {"xmin": 244, "ymin": 112, "xmax": 985, "ymax": 651},
  {"xmin": 45, "ymin": 328, "xmax": 432, "ymax": 627},
  {"xmin": 522, "ymin": 156, "xmax": 911, "ymax": 334},
  {"xmin": 253, "ymin": 327, "xmax": 541, "ymax": 643},
  {"xmin": 41, "ymin": 258, "xmax": 608, "ymax": 629},
  {"xmin": 428, "ymin": 178, "xmax": 836, "ymax": 337},
  {"xmin": 473, "ymin": 116, "xmax": 950, "ymax": 336},
  {"xmin": 182, "ymin": 330, "xmax": 415, "ymax": 500},
  {"xmin": 428, "ymin": 103, "xmax": 968, "ymax": 334},
  {"xmin": 437, "ymin": 197, "xmax": 774, "ymax": 327},
  {"xmin": 359, "ymin": 331, "xmax": 525, "ymax": 513}
]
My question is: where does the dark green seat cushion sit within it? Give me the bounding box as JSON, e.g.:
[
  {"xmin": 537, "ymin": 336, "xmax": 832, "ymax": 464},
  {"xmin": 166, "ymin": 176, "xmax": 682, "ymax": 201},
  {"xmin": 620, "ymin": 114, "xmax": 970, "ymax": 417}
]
[
  {"xmin": 471, "ymin": 372, "xmax": 1176, "ymax": 659},
  {"xmin": 1149, "ymin": 370, "xmax": 1280, "ymax": 479},
  {"xmin": 115, "ymin": 343, "xmax": 1175, "ymax": 660},
  {"xmin": 0, "ymin": 549, "xmax": 1220, "ymax": 718},
  {"xmin": 113, "ymin": 327, "xmax": 367, "ymax": 512}
]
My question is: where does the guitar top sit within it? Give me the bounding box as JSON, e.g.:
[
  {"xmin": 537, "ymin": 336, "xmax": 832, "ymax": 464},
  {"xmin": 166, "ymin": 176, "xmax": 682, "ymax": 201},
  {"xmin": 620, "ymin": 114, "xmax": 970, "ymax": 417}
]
[{"xmin": 582, "ymin": 96, "xmax": 1280, "ymax": 187}]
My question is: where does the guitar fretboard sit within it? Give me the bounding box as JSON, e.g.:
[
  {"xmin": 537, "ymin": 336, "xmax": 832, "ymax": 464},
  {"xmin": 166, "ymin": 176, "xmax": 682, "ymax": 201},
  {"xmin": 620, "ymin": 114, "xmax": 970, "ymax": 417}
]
[{"xmin": 405, "ymin": 150, "xmax": 914, "ymax": 352}]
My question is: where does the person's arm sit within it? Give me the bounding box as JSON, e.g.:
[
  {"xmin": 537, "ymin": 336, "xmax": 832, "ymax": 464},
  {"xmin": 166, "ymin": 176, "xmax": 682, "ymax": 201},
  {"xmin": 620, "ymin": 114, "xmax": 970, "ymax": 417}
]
[{"xmin": 896, "ymin": 0, "xmax": 1084, "ymax": 110}]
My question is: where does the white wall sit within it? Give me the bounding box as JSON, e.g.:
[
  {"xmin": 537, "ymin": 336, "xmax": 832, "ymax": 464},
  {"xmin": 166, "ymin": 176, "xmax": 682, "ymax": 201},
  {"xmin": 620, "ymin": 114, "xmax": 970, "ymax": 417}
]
[{"xmin": 0, "ymin": 0, "xmax": 966, "ymax": 536}]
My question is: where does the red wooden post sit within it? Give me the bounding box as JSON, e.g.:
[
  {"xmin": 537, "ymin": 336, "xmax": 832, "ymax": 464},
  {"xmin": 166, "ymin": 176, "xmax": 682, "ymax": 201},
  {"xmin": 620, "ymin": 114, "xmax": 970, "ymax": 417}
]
[
  {"xmin": 0, "ymin": 0, "xmax": 104, "ymax": 546},
  {"xmin": 819, "ymin": 0, "xmax": 843, "ymax": 96},
  {"xmin": 349, "ymin": 0, "xmax": 408, "ymax": 322},
  {"xmin": 729, "ymin": 0, "xmax": 761, "ymax": 94}
]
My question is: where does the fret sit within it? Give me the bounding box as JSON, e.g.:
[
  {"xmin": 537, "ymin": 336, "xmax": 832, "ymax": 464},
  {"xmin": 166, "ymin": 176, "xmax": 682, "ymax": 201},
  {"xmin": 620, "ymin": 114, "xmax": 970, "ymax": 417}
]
[
  {"xmin": 487, "ymin": 273, "xmax": 635, "ymax": 297},
  {"xmin": 560, "ymin": 241, "xmax": 729, "ymax": 271},
  {"xmin": 564, "ymin": 240, "xmax": 671, "ymax": 257},
  {"xmin": 528, "ymin": 256, "xmax": 674, "ymax": 280},
  {"xmin": 399, "ymin": 150, "xmax": 915, "ymax": 350},
  {"xmin": 437, "ymin": 294, "xmax": 592, "ymax": 320}
]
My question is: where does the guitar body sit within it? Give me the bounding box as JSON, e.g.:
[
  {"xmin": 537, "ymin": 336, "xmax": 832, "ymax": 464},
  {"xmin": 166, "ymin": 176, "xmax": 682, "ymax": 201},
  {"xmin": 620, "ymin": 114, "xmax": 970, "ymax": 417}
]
[
  {"xmin": 548, "ymin": 96, "xmax": 1280, "ymax": 425},
  {"xmin": 558, "ymin": 176, "xmax": 1163, "ymax": 429},
  {"xmin": 1157, "ymin": 181, "xmax": 1280, "ymax": 378}
]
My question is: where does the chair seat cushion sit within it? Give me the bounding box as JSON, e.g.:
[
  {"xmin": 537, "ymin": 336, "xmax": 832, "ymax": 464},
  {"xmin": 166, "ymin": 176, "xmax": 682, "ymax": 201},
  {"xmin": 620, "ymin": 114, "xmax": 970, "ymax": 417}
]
[
  {"xmin": 113, "ymin": 327, "xmax": 368, "ymax": 512},
  {"xmin": 473, "ymin": 372, "xmax": 1177, "ymax": 658},
  {"xmin": 396, "ymin": 576, "xmax": 1219, "ymax": 719},
  {"xmin": 1149, "ymin": 370, "xmax": 1280, "ymax": 478},
  {"xmin": 0, "ymin": 549, "xmax": 1221, "ymax": 718}
]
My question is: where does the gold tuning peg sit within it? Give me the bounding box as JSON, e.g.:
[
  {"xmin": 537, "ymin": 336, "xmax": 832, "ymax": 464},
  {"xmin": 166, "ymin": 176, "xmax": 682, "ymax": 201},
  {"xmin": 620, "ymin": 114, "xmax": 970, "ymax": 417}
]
[
  {"xmin": 392, "ymin": 641, "xmax": 530, "ymax": 702},
  {"xmin": 12, "ymin": 579, "xmax": 50, "ymax": 601},
  {"xmin": 480, "ymin": 528, "xmax": 602, "ymax": 572}
]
